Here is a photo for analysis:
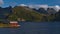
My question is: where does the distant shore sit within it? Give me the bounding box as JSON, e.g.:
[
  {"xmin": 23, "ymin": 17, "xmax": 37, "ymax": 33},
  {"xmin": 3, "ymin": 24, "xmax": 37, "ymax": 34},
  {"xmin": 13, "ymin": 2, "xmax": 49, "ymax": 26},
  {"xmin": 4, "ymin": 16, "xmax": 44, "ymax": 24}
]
[{"xmin": 0, "ymin": 23, "xmax": 10, "ymax": 28}]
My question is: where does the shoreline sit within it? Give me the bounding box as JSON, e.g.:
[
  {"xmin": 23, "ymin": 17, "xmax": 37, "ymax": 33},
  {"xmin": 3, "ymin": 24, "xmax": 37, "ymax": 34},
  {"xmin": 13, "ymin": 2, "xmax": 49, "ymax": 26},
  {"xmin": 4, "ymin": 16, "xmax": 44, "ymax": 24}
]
[{"xmin": 0, "ymin": 23, "xmax": 20, "ymax": 28}]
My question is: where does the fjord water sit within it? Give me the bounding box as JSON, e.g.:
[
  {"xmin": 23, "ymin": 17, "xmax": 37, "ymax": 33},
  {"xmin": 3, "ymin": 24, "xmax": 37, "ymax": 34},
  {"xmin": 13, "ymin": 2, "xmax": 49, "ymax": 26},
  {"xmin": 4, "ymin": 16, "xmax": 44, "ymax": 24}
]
[{"xmin": 0, "ymin": 22, "xmax": 60, "ymax": 34}]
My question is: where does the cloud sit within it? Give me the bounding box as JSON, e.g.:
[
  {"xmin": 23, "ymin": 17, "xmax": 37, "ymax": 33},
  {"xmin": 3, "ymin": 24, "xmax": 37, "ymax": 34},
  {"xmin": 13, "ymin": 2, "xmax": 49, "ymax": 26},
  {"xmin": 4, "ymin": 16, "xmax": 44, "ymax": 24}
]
[
  {"xmin": 28, "ymin": 4, "xmax": 60, "ymax": 11},
  {"xmin": 28, "ymin": 5, "xmax": 35, "ymax": 8},
  {"xmin": 20, "ymin": 4, "xmax": 27, "ymax": 6},
  {"xmin": 28, "ymin": 4, "xmax": 48, "ymax": 8},
  {"xmin": 19, "ymin": 4, "xmax": 51, "ymax": 10},
  {"xmin": 0, "ymin": 0, "xmax": 4, "ymax": 5},
  {"xmin": 19, "ymin": 4, "xmax": 60, "ymax": 11},
  {"xmin": 54, "ymin": 5, "xmax": 60, "ymax": 11},
  {"xmin": 19, "ymin": 4, "xmax": 48, "ymax": 8},
  {"xmin": 28, "ymin": 4, "xmax": 48, "ymax": 10}
]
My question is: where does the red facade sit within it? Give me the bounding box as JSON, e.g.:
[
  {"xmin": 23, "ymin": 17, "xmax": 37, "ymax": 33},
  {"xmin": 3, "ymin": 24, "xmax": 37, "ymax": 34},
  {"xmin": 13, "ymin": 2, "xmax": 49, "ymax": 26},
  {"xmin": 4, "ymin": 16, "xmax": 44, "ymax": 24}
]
[{"xmin": 10, "ymin": 21, "xmax": 19, "ymax": 27}]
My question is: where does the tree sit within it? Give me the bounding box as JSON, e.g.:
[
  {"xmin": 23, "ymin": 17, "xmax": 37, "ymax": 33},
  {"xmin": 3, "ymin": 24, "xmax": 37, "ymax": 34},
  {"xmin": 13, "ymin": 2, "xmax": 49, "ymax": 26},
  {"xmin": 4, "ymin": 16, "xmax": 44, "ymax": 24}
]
[{"xmin": 8, "ymin": 14, "xmax": 18, "ymax": 21}]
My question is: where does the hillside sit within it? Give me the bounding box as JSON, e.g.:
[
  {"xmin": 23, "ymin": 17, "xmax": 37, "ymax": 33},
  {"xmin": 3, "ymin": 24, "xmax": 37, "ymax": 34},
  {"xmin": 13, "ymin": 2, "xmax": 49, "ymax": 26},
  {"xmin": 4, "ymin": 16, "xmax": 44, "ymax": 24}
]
[
  {"xmin": 7, "ymin": 6, "xmax": 58, "ymax": 22},
  {"xmin": 0, "ymin": 6, "xmax": 59, "ymax": 22},
  {"xmin": 11, "ymin": 6, "xmax": 46, "ymax": 22}
]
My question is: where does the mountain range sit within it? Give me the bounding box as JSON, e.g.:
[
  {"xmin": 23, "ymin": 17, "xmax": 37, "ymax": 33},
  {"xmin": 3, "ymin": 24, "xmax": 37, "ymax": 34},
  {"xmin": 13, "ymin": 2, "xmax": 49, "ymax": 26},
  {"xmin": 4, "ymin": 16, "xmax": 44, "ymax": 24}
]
[{"xmin": 0, "ymin": 5, "xmax": 60, "ymax": 22}]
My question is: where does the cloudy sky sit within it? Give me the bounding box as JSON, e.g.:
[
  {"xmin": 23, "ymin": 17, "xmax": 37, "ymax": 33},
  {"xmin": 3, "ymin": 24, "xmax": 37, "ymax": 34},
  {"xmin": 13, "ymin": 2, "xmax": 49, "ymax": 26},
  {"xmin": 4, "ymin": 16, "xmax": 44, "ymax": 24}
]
[{"xmin": 0, "ymin": 0, "xmax": 60, "ymax": 7}]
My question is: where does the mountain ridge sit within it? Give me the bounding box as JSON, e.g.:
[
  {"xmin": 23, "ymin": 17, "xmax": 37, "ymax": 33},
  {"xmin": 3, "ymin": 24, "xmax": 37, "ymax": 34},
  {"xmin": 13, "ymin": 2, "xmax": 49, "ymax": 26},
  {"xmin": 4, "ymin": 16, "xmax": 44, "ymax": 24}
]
[{"xmin": 0, "ymin": 6, "xmax": 60, "ymax": 22}]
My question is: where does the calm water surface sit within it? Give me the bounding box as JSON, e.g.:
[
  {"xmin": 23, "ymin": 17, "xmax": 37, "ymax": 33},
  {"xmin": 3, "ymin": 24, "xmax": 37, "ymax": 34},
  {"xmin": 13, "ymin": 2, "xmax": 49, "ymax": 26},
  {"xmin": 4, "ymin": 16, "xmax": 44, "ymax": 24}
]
[{"xmin": 0, "ymin": 22, "xmax": 60, "ymax": 34}]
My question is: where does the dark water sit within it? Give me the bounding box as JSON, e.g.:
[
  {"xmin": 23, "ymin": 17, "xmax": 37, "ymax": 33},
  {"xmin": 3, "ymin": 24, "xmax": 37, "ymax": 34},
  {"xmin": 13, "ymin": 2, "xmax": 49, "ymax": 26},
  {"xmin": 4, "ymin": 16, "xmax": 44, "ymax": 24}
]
[{"xmin": 0, "ymin": 22, "xmax": 60, "ymax": 34}]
